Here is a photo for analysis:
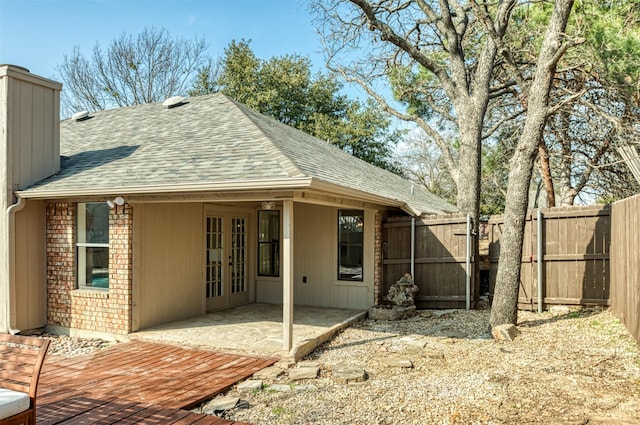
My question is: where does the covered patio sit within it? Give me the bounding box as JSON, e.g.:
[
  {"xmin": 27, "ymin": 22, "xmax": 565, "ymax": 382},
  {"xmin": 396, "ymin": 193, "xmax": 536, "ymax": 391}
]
[{"xmin": 131, "ymin": 303, "xmax": 367, "ymax": 360}]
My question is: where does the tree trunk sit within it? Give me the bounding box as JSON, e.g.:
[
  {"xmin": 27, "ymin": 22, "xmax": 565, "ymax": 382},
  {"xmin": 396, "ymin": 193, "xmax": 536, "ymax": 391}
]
[
  {"xmin": 456, "ymin": 106, "xmax": 483, "ymax": 218},
  {"xmin": 537, "ymin": 140, "xmax": 556, "ymax": 207},
  {"xmin": 490, "ymin": 0, "xmax": 575, "ymax": 328}
]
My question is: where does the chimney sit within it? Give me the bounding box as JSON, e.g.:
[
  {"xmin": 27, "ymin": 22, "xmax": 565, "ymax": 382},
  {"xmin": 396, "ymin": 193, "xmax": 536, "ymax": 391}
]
[
  {"xmin": 0, "ymin": 65, "xmax": 62, "ymax": 333},
  {"xmin": 0, "ymin": 65, "xmax": 62, "ymax": 203}
]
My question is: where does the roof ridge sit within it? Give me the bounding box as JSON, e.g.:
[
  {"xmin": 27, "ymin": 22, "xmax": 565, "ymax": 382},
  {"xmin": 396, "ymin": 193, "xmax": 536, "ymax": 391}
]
[{"xmin": 219, "ymin": 94, "xmax": 306, "ymax": 178}]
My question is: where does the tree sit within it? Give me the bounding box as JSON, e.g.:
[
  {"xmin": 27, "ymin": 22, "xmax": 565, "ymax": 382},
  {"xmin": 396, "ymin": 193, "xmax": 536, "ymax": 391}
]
[
  {"xmin": 311, "ymin": 0, "xmax": 521, "ymax": 308},
  {"xmin": 498, "ymin": 1, "xmax": 640, "ymax": 207},
  {"xmin": 311, "ymin": 0, "xmax": 519, "ymax": 223},
  {"xmin": 57, "ymin": 27, "xmax": 209, "ymax": 115},
  {"xmin": 191, "ymin": 39, "xmax": 403, "ymax": 172},
  {"xmin": 490, "ymin": 0, "xmax": 577, "ymax": 327}
]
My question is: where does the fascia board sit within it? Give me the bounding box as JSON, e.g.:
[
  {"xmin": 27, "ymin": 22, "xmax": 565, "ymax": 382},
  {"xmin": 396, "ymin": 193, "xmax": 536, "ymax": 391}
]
[
  {"xmin": 308, "ymin": 179, "xmax": 421, "ymax": 216},
  {"xmin": 16, "ymin": 177, "xmax": 313, "ymax": 199}
]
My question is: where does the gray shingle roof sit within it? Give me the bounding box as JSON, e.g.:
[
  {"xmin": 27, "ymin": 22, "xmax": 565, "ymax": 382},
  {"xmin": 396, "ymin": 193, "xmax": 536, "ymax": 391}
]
[{"xmin": 23, "ymin": 93, "xmax": 456, "ymax": 215}]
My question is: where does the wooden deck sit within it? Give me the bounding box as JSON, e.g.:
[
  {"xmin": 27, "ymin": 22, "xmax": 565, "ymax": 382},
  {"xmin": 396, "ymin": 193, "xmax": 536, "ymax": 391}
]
[{"xmin": 36, "ymin": 340, "xmax": 277, "ymax": 424}]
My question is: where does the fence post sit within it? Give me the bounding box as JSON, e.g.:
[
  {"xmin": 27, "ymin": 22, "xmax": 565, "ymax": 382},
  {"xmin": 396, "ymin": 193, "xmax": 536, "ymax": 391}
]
[
  {"xmin": 537, "ymin": 209, "xmax": 543, "ymax": 313},
  {"xmin": 411, "ymin": 217, "xmax": 416, "ymax": 280},
  {"xmin": 466, "ymin": 214, "xmax": 471, "ymax": 311}
]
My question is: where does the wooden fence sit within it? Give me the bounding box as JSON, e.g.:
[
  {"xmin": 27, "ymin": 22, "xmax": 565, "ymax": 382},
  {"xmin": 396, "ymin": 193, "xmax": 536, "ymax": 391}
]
[
  {"xmin": 382, "ymin": 214, "xmax": 475, "ymax": 309},
  {"xmin": 488, "ymin": 205, "xmax": 611, "ymax": 310},
  {"xmin": 383, "ymin": 201, "xmax": 640, "ymax": 342},
  {"xmin": 610, "ymin": 194, "xmax": 640, "ymax": 341}
]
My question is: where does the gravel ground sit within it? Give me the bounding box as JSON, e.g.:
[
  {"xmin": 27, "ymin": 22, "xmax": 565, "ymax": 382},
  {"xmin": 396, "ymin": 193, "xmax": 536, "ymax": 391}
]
[
  {"xmin": 43, "ymin": 307, "xmax": 640, "ymax": 425},
  {"xmin": 39, "ymin": 333, "xmax": 117, "ymax": 357},
  {"xmin": 211, "ymin": 307, "xmax": 640, "ymax": 425}
]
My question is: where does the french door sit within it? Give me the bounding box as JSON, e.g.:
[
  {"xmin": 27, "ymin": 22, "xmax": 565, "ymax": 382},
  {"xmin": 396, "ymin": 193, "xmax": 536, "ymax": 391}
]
[{"xmin": 205, "ymin": 211, "xmax": 250, "ymax": 311}]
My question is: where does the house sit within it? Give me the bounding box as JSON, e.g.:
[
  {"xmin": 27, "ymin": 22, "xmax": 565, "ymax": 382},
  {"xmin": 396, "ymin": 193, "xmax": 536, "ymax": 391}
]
[{"xmin": 0, "ymin": 65, "xmax": 456, "ymax": 349}]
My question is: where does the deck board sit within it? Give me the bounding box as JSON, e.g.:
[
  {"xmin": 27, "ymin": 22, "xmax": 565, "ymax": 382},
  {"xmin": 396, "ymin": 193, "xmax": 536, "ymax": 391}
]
[{"xmin": 36, "ymin": 340, "xmax": 275, "ymax": 424}]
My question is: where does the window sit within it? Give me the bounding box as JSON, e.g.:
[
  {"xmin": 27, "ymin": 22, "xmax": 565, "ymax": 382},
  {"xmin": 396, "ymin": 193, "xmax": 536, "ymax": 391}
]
[
  {"xmin": 258, "ymin": 210, "xmax": 280, "ymax": 277},
  {"xmin": 77, "ymin": 203, "xmax": 109, "ymax": 289},
  {"xmin": 338, "ymin": 209, "xmax": 363, "ymax": 281}
]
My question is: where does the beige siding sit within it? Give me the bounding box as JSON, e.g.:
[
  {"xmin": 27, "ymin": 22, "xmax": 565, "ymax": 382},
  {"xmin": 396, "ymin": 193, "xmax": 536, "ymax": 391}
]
[
  {"xmin": 13, "ymin": 200, "xmax": 47, "ymax": 330},
  {"xmin": 256, "ymin": 203, "xmax": 374, "ymax": 310},
  {"xmin": 1, "ymin": 66, "xmax": 61, "ymax": 333},
  {"xmin": 133, "ymin": 203, "xmax": 205, "ymax": 330},
  {"xmin": 1, "ymin": 66, "xmax": 61, "ymax": 194}
]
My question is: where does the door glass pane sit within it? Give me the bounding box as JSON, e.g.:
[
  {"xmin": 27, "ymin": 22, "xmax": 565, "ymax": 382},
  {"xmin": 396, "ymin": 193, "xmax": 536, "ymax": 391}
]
[
  {"xmin": 206, "ymin": 216, "xmax": 224, "ymax": 298},
  {"xmin": 231, "ymin": 217, "xmax": 247, "ymax": 294}
]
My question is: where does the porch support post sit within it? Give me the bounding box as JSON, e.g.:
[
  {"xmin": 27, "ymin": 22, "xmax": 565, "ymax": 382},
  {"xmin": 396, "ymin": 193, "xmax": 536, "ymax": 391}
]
[{"xmin": 282, "ymin": 200, "xmax": 294, "ymax": 352}]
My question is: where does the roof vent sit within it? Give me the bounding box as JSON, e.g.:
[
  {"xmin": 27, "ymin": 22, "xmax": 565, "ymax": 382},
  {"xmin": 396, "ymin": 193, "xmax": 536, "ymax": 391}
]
[
  {"xmin": 72, "ymin": 110, "xmax": 91, "ymax": 121},
  {"xmin": 163, "ymin": 96, "xmax": 185, "ymax": 109}
]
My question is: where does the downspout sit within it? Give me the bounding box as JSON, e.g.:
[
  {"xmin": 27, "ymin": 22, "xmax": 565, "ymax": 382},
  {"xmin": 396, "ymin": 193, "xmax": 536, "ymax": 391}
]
[
  {"xmin": 6, "ymin": 195, "xmax": 26, "ymax": 334},
  {"xmin": 410, "ymin": 217, "xmax": 415, "ymax": 279}
]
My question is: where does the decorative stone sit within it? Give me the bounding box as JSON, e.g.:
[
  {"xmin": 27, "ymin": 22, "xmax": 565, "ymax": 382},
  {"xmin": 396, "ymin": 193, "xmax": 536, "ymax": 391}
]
[
  {"xmin": 386, "ymin": 273, "xmax": 419, "ymax": 306},
  {"xmin": 379, "ymin": 357, "xmax": 413, "ymax": 368},
  {"xmin": 237, "ymin": 380, "xmax": 263, "ymax": 392},
  {"xmin": 369, "ymin": 273, "xmax": 420, "ymax": 321},
  {"xmin": 275, "ymin": 360, "xmax": 296, "ymax": 369},
  {"xmin": 297, "ymin": 361, "xmax": 321, "ymax": 368},
  {"xmin": 288, "ymin": 367, "xmax": 319, "ymax": 381},
  {"xmin": 491, "ymin": 324, "xmax": 520, "ymax": 341},
  {"xmin": 331, "ymin": 362, "xmax": 366, "ymax": 383},
  {"xmin": 368, "ymin": 305, "xmax": 417, "ymax": 321},
  {"xmin": 205, "ymin": 395, "xmax": 240, "ymax": 412},
  {"xmin": 253, "ymin": 366, "xmax": 283, "ymax": 380}
]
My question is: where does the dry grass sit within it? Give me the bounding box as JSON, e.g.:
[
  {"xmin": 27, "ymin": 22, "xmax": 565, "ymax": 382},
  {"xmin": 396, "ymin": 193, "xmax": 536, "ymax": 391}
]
[{"xmin": 224, "ymin": 307, "xmax": 640, "ymax": 425}]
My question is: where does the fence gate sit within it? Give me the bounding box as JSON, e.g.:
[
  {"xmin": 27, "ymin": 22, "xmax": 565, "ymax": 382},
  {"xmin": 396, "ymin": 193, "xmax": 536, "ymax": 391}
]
[
  {"xmin": 488, "ymin": 205, "xmax": 610, "ymax": 310},
  {"xmin": 383, "ymin": 214, "xmax": 476, "ymax": 309}
]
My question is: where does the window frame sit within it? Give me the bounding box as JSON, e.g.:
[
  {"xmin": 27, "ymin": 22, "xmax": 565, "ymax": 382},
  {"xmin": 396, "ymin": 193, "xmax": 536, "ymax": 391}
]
[
  {"xmin": 76, "ymin": 202, "xmax": 110, "ymax": 290},
  {"xmin": 337, "ymin": 209, "xmax": 364, "ymax": 282},
  {"xmin": 257, "ymin": 209, "xmax": 280, "ymax": 277}
]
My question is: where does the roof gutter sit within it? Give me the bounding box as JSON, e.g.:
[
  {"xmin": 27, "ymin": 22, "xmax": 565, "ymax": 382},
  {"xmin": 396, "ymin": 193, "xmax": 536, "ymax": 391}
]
[
  {"xmin": 17, "ymin": 174, "xmax": 425, "ymax": 216},
  {"xmin": 16, "ymin": 177, "xmax": 314, "ymax": 199},
  {"xmin": 5, "ymin": 195, "xmax": 26, "ymax": 334}
]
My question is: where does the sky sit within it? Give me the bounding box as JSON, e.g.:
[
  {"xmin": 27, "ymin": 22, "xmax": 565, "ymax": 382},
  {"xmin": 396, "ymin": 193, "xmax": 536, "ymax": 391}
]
[{"xmin": 0, "ymin": 0, "xmax": 326, "ymax": 83}]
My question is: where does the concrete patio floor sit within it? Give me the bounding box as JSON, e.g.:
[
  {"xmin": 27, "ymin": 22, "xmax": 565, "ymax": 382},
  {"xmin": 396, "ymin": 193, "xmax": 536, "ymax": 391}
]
[{"xmin": 131, "ymin": 303, "xmax": 367, "ymax": 360}]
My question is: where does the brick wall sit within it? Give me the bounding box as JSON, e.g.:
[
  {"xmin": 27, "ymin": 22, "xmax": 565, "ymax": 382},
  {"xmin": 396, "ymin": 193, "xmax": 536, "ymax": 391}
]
[
  {"xmin": 47, "ymin": 202, "xmax": 133, "ymax": 334},
  {"xmin": 46, "ymin": 203, "xmax": 76, "ymax": 327}
]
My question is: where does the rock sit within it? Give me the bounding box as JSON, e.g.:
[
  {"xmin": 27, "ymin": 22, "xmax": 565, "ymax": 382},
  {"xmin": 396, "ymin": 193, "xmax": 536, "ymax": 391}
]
[
  {"xmin": 267, "ymin": 384, "xmax": 292, "ymax": 392},
  {"xmin": 491, "ymin": 324, "xmax": 520, "ymax": 341},
  {"xmin": 368, "ymin": 305, "xmax": 417, "ymax": 321},
  {"xmin": 274, "ymin": 360, "xmax": 296, "ymax": 369},
  {"xmin": 398, "ymin": 335, "xmax": 428, "ymax": 348},
  {"xmin": 237, "ymin": 380, "xmax": 263, "ymax": 392},
  {"xmin": 331, "ymin": 362, "xmax": 366, "ymax": 383},
  {"xmin": 379, "ymin": 357, "xmax": 413, "ymax": 368},
  {"xmin": 253, "ymin": 366, "xmax": 283, "ymax": 380},
  {"xmin": 549, "ymin": 305, "xmax": 571, "ymax": 316},
  {"xmin": 288, "ymin": 367, "xmax": 319, "ymax": 381},
  {"xmin": 297, "ymin": 361, "xmax": 321, "ymax": 368},
  {"xmin": 205, "ymin": 395, "xmax": 240, "ymax": 413}
]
